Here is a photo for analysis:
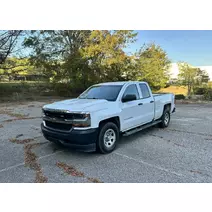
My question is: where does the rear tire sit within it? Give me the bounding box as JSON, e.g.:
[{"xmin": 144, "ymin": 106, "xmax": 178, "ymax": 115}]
[
  {"xmin": 97, "ymin": 122, "xmax": 119, "ymax": 154},
  {"xmin": 159, "ymin": 108, "xmax": 170, "ymax": 128}
]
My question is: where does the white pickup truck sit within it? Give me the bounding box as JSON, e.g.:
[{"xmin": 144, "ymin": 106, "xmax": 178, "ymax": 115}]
[{"xmin": 41, "ymin": 81, "xmax": 175, "ymax": 153}]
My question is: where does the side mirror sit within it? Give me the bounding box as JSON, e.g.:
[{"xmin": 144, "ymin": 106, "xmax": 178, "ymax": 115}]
[{"xmin": 122, "ymin": 94, "xmax": 137, "ymax": 103}]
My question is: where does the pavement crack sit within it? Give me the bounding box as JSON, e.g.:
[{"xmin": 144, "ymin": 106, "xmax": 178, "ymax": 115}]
[
  {"xmin": 189, "ymin": 170, "xmax": 210, "ymax": 177},
  {"xmin": 9, "ymin": 138, "xmax": 34, "ymax": 144},
  {"xmin": 8, "ymin": 136, "xmax": 48, "ymax": 183},
  {"xmin": 205, "ymin": 138, "xmax": 212, "ymax": 141},
  {"xmin": 56, "ymin": 162, "xmax": 85, "ymax": 177},
  {"xmin": 15, "ymin": 134, "xmax": 24, "ymax": 138},
  {"xmin": 87, "ymin": 177, "xmax": 103, "ymax": 183},
  {"xmin": 149, "ymin": 134, "xmax": 164, "ymax": 139},
  {"xmin": 3, "ymin": 117, "xmax": 41, "ymax": 123},
  {"xmin": 56, "ymin": 161, "xmax": 103, "ymax": 183},
  {"xmin": 174, "ymin": 143, "xmax": 185, "ymax": 147},
  {"xmin": 24, "ymin": 143, "xmax": 48, "ymax": 183}
]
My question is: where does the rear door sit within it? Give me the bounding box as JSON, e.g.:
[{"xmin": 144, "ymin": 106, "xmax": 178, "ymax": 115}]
[
  {"xmin": 138, "ymin": 83, "xmax": 155, "ymax": 124},
  {"xmin": 120, "ymin": 84, "xmax": 143, "ymax": 131}
]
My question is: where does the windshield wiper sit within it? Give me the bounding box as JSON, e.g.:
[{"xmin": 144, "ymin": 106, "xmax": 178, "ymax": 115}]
[
  {"xmin": 87, "ymin": 97, "xmax": 102, "ymax": 99},
  {"xmin": 79, "ymin": 97, "xmax": 101, "ymax": 99}
]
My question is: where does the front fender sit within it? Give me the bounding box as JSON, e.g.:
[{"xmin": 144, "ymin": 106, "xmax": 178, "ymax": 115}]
[{"xmin": 90, "ymin": 107, "xmax": 121, "ymax": 128}]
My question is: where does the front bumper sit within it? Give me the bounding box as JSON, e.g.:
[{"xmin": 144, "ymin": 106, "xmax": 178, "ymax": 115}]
[{"xmin": 41, "ymin": 123, "xmax": 98, "ymax": 152}]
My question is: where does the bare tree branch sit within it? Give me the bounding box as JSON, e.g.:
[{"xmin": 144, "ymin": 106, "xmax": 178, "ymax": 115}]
[{"xmin": 0, "ymin": 30, "xmax": 22, "ymax": 64}]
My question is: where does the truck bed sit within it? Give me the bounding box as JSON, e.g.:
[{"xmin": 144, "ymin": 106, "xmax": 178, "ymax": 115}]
[
  {"xmin": 152, "ymin": 93, "xmax": 172, "ymax": 97},
  {"xmin": 152, "ymin": 93, "xmax": 175, "ymax": 120}
]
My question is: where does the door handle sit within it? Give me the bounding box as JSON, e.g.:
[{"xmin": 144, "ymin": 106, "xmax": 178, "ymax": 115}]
[
  {"xmin": 150, "ymin": 101, "xmax": 154, "ymax": 103},
  {"xmin": 138, "ymin": 103, "xmax": 143, "ymax": 106}
]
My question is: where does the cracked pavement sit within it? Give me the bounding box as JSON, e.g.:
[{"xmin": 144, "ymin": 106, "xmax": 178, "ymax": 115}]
[{"xmin": 0, "ymin": 101, "xmax": 212, "ymax": 183}]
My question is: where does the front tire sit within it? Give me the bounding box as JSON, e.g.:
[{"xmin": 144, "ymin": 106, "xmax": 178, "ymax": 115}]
[
  {"xmin": 97, "ymin": 122, "xmax": 119, "ymax": 154},
  {"xmin": 159, "ymin": 108, "xmax": 170, "ymax": 128}
]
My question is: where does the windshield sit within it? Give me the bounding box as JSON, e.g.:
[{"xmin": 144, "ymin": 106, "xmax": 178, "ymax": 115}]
[{"xmin": 79, "ymin": 85, "xmax": 123, "ymax": 101}]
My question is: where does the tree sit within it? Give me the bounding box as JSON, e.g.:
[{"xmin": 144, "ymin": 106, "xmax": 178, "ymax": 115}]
[
  {"xmin": 81, "ymin": 30, "xmax": 137, "ymax": 82},
  {"xmin": 0, "ymin": 30, "xmax": 22, "ymax": 65},
  {"xmin": 196, "ymin": 68, "xmax": 210, "ymax": 84},
  {"xmin": 24, "ymin": 30, "xmax": 92, "ymax": 85},
  {"xmin": 0, "ymin": 57, "xmax": 36, "ymax": 81},
  {"xmin": 24, "ymin": 30, "xmax": 137, "ymax": 87},
  {"xmin": 134, "ymin": 43, "xmax": 171, "ymax": 89},
  {"xmin": 178, "ymin": 63, "xmax": 198, "ymax": 96}
]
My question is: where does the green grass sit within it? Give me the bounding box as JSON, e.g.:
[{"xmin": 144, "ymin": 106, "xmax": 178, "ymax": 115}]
[{"xmin": 0, "ymin": 81, "xmax": 80, "ymax": 102}]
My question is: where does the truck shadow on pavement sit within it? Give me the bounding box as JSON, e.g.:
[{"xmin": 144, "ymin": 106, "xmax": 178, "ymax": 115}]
[
  {"xmin": 117, "ymin": 125, "xmax": 160, "ymax": 149},
  {"xmin": 48, "ymin": 125, "xmax": 161, "ymax": 155}
]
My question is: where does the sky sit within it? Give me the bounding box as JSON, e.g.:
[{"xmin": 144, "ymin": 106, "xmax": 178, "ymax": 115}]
[{"xmin": 125, "ymin": 30, "xmax": 212, "ymax": 66}]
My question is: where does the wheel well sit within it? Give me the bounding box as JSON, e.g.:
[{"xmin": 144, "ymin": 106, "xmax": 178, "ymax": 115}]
[
  {"xmin": 164, "ymin": 103, "xmax": 171, "ymax": 112},
  {"xmin": 99, "ymin": 117, "xmax": 120, "ymax": 130}
]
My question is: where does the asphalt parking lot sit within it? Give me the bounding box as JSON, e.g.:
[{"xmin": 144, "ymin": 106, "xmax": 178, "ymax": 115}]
[{"xmin": 0, "ymin": 101, "xmax": 212, "ymax": 183}]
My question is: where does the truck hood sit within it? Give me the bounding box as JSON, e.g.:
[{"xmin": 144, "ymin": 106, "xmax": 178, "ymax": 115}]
[{"xmin": 43, "ymin": 98, "xmax": 110, "ymax": 112}]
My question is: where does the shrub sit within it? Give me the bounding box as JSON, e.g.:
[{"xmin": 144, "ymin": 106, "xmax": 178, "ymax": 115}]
[
  {"xmin": 204, "ymin": 88, "xmax": 212, "ymax": 101},
  {"xmin": 193, "ymin": 87, "xmax": 208, "ymax": 95},
  {"xmin": 175, "ymin": 94, "xmax": 185, "ymax": 100}
]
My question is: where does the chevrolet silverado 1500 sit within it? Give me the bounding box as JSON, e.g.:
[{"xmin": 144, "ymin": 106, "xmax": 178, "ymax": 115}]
[{"xmin": 41, "ymin": 81, "xmax": 175, "ymax": 153}]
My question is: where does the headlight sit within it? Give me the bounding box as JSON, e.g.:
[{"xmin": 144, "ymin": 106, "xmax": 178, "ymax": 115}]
[
  {"xmin": 41, "ymin": 108, "xmax": 45, "ymax": 117},
  {"xmin": 72, "ymin": 113, "xmax": 91, "ymax": 127}
]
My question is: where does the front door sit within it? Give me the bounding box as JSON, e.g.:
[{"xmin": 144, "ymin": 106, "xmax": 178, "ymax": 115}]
[{"xmin": 120, "ymin": 84, "xmax": 142, "ymax": 131}]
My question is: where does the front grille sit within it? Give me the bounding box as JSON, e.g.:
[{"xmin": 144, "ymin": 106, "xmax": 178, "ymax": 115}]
[
  {"xmin": 45, "ymin": 120, "xmax": 72, "ymax": 131},
  {"xmin": 44, "ymin": 110, "xmax": 84, "ymax": 120}
]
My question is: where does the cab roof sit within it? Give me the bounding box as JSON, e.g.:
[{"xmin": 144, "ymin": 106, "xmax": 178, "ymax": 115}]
[{"xmin": 97, "ymin": 81, "xmax": 146, "ymax": 86}]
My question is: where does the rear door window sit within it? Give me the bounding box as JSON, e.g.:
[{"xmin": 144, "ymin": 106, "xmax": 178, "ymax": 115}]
[{"xmin": 139, "ymin": 84, "xmax": 150, "ymax": 98}]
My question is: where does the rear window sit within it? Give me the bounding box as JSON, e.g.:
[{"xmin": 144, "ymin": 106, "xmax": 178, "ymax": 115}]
[{"xmin": 139, "ymin": 84, "xmax": 150, "ymax": 98}]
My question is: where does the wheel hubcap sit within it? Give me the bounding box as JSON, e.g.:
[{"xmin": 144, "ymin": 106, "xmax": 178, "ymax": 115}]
[
  {"xmin": 104, "ymin": 129, "xmax": 116, "ymax": 148},
  {"xmin": 164, "ymin": 113, "xmax": 169, "ymax": 125}
]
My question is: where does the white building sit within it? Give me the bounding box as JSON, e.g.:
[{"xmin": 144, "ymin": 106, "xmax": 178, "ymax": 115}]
[{"xmin": 169, "ymin": 63, "xmax": 212, "ymax": 81}]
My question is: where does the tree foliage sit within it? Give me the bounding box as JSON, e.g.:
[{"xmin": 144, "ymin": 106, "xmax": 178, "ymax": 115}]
[
  {"xmin": 81, "ymin": 30, "xmax": 137, "ymax": 82},
  {"xmin": 0, "ymin": 30, "xmax": 173, "ymax": 92},
  {"xmin": 0, "ymin": 57, "xmax": 37, "ymax": 81},
  {"xmin": 178, "ymin": 62, "xmax": 210, "ymax": 96},
  {"xmin": 24, "ymin": 30, "xmax": 138, "ymax": 87},
  {"xmin": 178, "ymin": 63, "xmax": 198, "ymax": 96},
  {"xmin": 196, "ymin": 68, "xmax": 210, "ymax": 84},
  {"xmin": 133, "ymin": 43, "xmax": 171, "ymax": 89}
]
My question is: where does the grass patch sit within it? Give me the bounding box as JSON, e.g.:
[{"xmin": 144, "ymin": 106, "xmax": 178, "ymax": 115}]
[
  {"xmin": 0, "ymin": 81, "xmax": 79, "ymax": 102},
  {"xmin": 159, "ymin": 86, "xmax": 188, "ymax": 95}
]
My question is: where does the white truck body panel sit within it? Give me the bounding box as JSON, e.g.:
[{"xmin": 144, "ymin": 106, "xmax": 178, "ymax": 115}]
[{"xmin": 43, "ymin": 81, "xmax": 175, "ymax": 132}]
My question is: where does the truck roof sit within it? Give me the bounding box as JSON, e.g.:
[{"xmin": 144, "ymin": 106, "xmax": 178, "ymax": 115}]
[{"xmin": 97, "ymin": 81, "xmax": 146, "ymax": 86}]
